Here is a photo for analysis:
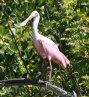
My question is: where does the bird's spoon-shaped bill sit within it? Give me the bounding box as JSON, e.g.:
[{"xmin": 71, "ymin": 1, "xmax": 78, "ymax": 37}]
[
  {"xmin": 15, "ymin": 21, "xmax": 27, "ymax": 27},
  {"xmin": 15, "ymin": 14, "xmax": 32, "ymax": 27}
]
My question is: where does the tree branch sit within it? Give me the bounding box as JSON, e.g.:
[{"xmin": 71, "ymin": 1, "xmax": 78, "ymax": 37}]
[
  {"xmin": 0, "ymin": 78, "xmax": 77, "ymax": 97},
  {"xmin": 8, "ymin": 22, "xmax": 28, "ymax": 72}
]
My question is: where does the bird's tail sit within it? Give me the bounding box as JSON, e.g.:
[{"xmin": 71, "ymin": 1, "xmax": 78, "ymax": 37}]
[
  {"xmin": 62, "ymin": 53, "xmax": 70, "ymax": 64},
  {"xmin": 60, "ymin": 52, "xmax": 70, "ymax": 68}
]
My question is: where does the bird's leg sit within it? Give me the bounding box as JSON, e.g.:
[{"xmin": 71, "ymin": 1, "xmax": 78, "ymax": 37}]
[
  {"xmin": 48, "ymin": 56, "xmax": 52, "ymax": 80},
  {"xmin": 49, "ymin": 61, "xmax": 52, "ymax": 80}
]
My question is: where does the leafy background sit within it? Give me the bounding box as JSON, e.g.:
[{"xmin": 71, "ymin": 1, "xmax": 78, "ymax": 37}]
[{"xmin": 0, "ymin": 0, "xmax": 89, "ymax": 97}]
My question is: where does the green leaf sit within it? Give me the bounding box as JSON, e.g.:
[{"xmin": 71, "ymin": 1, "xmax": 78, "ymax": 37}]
[
  {"xmin": 10, "ymin": 42, "xmax": 18, "ymax": 52},
  {"xmin": 0, "ymin": 26, "xmax": 4, "ymax": 36},
  {"xmin": 82, "ymin": 75, "xmax": 89, "ymax": 80}
]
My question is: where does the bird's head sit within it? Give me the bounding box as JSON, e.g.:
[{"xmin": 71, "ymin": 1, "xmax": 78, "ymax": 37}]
[
  {"xmin": 30, "ymin": 11, "xmax": 40, "ymax": 18},
  {"xmin": 16, "ymin": 11, "xmax": 40, "ymax": 27}
]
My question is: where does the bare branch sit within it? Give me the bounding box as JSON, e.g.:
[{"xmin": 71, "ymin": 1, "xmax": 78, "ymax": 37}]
[
  {"xmin": 0, "ymin": 78, "xmax": 77, "ymax": 97},
  {"xmin": 8, "ymin": 22, "xmax": 28, "ymax": 72}
]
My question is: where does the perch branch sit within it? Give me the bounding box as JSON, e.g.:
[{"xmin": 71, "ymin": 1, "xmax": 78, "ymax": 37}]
[{"xmin": 0, "ymin": 78, "xmax": 77, "ymax": 97}]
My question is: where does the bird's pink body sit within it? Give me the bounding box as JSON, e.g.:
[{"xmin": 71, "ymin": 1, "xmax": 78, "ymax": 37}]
[
  {"xmin": 18, "ymin": 11, "xmax": 70, "ymax": 79},
  {"xmin": 32, "ymin": 33, "xmax": 69, "ymax": 69}
]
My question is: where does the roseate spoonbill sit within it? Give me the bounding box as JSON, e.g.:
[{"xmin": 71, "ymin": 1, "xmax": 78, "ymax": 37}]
[{"xmin": 17, "ymin": 11, "xmax": 70, "ymax": 79}]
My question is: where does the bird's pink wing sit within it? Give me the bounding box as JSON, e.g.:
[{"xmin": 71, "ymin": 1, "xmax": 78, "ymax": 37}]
[
  {"xmin": 39, "ymin": 39, "xmax": 58, "ymax": 56},
  {"xmin": 39, "ymin": 39, "xmax": 70, "ymax": 68}
]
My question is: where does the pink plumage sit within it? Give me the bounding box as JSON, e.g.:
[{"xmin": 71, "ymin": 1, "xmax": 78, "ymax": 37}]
[
  {"xmin": 32, "ymin": 34, "xmax": 70, "ymax": 68},
  {"xmin": 18, "ymin": 11, "xmax": 70, "ymax": 79}
]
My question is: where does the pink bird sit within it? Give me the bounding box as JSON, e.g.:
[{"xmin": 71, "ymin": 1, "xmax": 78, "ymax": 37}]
[{"xmin": 18, "ymin": 11, "xmax": 70, "ymax": 79}]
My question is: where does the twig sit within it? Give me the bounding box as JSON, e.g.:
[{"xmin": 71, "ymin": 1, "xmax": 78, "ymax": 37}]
[
  {"xmin": 0, "ymin": 78, "xmax": 77, "ymax": 97},
  {"xmin": 8, "ymin": 23, "xmax": 28, "ymax": 72}
]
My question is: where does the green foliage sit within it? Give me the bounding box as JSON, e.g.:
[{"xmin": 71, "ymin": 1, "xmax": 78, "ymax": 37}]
[{"xmin": 0, "ymin": 0, "xmax": 89, "ymax": 96}]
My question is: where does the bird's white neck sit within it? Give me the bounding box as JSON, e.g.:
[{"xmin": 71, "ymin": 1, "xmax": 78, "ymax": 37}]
[{"xmin": 32, "ymin": 16, "xmax": 40, "ymax": 38}]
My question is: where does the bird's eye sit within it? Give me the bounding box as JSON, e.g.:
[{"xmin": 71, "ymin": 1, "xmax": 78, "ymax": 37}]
[{"xmin": 35, "ymin": 13, "xmax": 38, "ymax": 16}]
